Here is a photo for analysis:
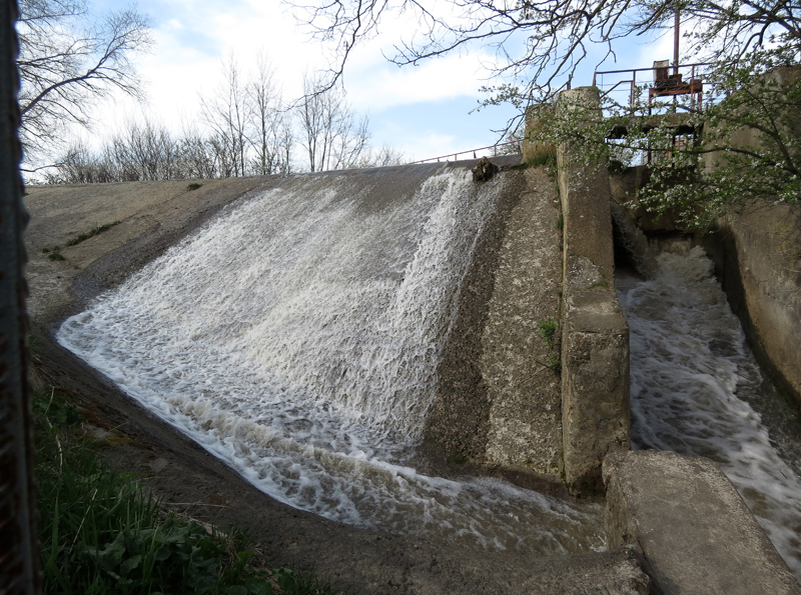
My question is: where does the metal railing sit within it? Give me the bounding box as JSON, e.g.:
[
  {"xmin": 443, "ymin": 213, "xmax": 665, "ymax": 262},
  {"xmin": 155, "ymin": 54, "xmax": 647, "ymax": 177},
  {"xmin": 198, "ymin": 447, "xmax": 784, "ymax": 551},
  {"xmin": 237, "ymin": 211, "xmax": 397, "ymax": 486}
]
[
  {"xmin": 593, "ymin": 62, "xmax": 713, "ymax": 110},
  {"xmin": 409, "ymin": 139, "xmax": 522, "ymax": 164}
]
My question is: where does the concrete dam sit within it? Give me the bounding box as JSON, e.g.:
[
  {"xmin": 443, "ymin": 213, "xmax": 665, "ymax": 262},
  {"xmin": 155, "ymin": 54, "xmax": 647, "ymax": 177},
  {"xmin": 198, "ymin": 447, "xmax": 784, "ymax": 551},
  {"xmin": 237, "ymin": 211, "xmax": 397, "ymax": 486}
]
[{"xmin": 29, "ymin": 148, "xmax": 801, "ymax": 593}]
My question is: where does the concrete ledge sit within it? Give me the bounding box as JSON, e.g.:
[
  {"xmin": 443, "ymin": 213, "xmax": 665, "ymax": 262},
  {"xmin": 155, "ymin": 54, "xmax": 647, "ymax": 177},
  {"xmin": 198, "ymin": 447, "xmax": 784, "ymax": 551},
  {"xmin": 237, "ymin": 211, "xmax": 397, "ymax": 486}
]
[{"xmin": 604, "ymin": 450, "xmax": 801, "ymax": 595}]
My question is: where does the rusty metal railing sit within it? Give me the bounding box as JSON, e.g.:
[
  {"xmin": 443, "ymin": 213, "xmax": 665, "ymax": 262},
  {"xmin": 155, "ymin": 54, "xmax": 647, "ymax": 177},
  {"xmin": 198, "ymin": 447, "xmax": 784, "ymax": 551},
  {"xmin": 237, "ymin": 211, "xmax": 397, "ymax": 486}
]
[{"xmin": 593, "ymin": 62, "xmax": 713, "ymax": 111}]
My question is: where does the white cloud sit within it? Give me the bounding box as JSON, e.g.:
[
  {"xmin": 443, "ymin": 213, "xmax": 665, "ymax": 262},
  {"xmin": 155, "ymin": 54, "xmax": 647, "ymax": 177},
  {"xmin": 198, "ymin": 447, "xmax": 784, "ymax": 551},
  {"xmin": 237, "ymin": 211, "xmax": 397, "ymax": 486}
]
[{"xmin": 347, "ymin": 53, "xmax": 492, "ymax": 112}]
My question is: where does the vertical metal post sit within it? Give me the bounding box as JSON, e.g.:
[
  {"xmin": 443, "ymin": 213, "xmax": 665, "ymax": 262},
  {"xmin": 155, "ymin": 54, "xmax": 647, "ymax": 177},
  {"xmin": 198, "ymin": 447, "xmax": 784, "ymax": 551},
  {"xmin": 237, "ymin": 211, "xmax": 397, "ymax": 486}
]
[
  {"xmin": 0, "ymin": 0, "xmax": 40, "ymax": 593},
  {"xmin": 674, "ymin": 9, "xmax": 680, "ymax": 75}
]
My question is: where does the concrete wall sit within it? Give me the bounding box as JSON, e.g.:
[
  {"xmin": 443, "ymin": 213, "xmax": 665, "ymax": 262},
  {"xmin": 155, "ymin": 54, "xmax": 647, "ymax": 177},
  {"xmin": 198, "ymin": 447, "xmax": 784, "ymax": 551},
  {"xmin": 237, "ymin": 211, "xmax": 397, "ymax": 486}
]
[
  {"xmin": 430, "ymin": 93, "xmax": 632, "ymax": 494},
  {"xmin": 481, "ymin": 167, "xmax": 564, "ymax": 479},
  {"xmin": 557, "ymin": 88, "xmax": 631, "ymax": 495},
  {"xmin": 701, "ymin": 66, "xmax": 801, "ymax": 174},
  {"xmin": 702, "ymin": 204, "xmax": 801, "ymax": 407},
  {"xmin": 695, "ymin": 65, "xmax": 801, "ymax": 407}
]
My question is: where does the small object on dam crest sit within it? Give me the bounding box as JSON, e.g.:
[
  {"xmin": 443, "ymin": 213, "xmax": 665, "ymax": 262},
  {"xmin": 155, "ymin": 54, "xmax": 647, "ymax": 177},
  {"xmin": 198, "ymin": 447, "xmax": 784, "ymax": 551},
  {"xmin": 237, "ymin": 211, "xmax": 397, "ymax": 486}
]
[{"xmin": 472, "ymin": 156, "xmax": 499, "ymax": 182}]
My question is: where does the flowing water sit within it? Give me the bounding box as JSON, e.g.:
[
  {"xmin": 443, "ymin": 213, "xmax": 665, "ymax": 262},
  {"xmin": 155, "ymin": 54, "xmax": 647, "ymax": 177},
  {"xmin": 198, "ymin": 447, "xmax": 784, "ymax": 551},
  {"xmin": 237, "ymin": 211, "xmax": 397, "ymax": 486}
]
[
  {"xmin": 58, "ymin": 165, "xmax": 603, "ymax": 554},
  {"xmin": 618, "ymin": 243, "xmax": 801, "ymax": 580}
]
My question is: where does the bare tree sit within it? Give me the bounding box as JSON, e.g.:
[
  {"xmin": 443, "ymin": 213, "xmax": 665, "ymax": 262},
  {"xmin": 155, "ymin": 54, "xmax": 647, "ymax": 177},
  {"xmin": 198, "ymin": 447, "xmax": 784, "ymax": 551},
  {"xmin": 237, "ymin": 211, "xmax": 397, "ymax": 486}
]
[
  {"xmin": 200, "ymin": 54, "xmax": 250, "ymax": 177},
  {"xmin": 106, "ymin": 118, "xmax": 180, "ymax": 181},
  {"xmin": 351, "ymin": 144, "xmax": 406, "ymax": 168},
  {"xmin": 274, "ymin": 115, "xmax": 295, "ymax": 176},
  {"xmin": 248, "ymin": 53, "xmax": 291, "ymax": 175},
  {"xmin": 294, "ymin": 0, "xmax": 801, "ymax": 105},
  {"xmin": 176, "ymin": 124, "xmax": 220, "ymax": 179},
  {"xmin": 298, "ymin": 74, "xmax": 370, "ymax": 172},
  {"xmin": 17, "ymin": 0, "xmax": 152, "ymax": 165}
]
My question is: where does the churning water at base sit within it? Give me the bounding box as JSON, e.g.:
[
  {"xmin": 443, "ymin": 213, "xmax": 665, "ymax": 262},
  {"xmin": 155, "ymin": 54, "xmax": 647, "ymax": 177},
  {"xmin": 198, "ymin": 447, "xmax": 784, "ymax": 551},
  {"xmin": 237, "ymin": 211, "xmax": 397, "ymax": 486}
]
[
  {"xmin": 618, "ymin": 245, "xmax": 801, "ymax": 579},
  {"xmin": 58, "ymin": 167, "xmax": 603, "ymax": 554}
]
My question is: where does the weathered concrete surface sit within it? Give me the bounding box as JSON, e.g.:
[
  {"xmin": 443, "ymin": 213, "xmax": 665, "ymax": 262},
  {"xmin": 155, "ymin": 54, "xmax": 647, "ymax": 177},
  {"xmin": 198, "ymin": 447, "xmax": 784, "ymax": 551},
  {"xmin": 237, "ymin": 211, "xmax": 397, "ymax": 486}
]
[
  {"xmin": 561, "ymin": 290, "xmax": 629, "ymax": 495},
  {"xmin": 702, "ymin": 203, "xmax": 801, "ymax": 408},
  {"xmin": 557, "ymin": 87, "xmax": 631, "ymax": 495},
  {"xmin": 609, "ymin": 200, "xmax": 659, "ymax": 277},
  {"xmin": 521, "ymin": 106, "xmax": 556, "ymax": 163},
  {"xmin": 609, "ymin": 166, "xmax": 682, "ymax": 233},
  {"xmin": 482, "ymin": 167, "xmax": 564, "ymax": 478},
  {"xmin": 425, "ymin": 165, "xmax": 565, "ymax": 481},
  {"xmin": 604, "ymin": 450, "xmax": 801, "ymax": 595},
  {"xmin": 24, "ymin": 177, "xmax": 269, "ymax": 326},
  {"xmin": 701, "ymin": 66, "xmax": 800, "ymax": 176},
  {"xmin": 698, "ymin": 66, "xmax": 801, "ymax": 405}
]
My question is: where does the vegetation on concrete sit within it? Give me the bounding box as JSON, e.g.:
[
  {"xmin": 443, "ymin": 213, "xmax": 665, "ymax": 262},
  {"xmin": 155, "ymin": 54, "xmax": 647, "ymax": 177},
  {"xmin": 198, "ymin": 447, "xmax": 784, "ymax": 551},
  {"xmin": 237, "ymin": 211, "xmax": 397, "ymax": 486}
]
[
  {"xmin": 186, "ymin": 182, "xmax": 203, "ymax": 191},
  {"xmin": 537, "ymin": 317, "xmax": 562, "ymax": 372},
  {"xmin": 65, "ymin": 221, "xmax": 121, "ymax": 247},
  {"xmin": 33, "ymin": 387, "xmax": 341, "ymax": 595},
  {"xmin": 538, "ymin": 317, "xmax": 558, "ymax": 349}
]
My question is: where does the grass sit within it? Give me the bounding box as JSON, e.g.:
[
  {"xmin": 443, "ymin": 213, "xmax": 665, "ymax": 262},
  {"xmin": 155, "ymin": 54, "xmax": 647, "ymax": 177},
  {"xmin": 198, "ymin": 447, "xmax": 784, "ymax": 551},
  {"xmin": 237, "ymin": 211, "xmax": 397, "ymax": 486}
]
[
  {"xmin": 33, "ymin": 387, "xmax": 342, "ymax": 595},
  {"xmin": 537, "ymin": 317, "xmax": 558, "ymax": 349},
  {"xmin": 186, "ymin": 183, "xmax": 203, "ymax": 191},
  {"xmin": 48, "ymin": 252, "xmax": 65, "ymax": 261},
  {"xmin": 537, "ymin": 317, "xmax": 561, "ymax": 373},
  {"xmin": 587, "ymin": 277, "xmax": 610, "ymax": 290},
  {"xmin": 65, "ymin": 221, "xmax": 121, "ymax": 247}
]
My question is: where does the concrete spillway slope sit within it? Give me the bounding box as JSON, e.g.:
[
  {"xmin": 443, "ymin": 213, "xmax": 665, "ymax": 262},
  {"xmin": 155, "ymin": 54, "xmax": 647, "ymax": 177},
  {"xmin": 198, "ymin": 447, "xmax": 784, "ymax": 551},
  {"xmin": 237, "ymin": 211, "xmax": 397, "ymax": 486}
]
[{"xmin": 24, "ymin": 162, "xmax": 650, "ymax": 595}]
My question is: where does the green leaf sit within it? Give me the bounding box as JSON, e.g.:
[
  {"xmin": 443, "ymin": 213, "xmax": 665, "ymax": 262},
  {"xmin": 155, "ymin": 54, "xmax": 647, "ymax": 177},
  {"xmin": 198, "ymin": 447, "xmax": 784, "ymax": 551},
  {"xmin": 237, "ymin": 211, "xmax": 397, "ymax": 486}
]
[
  {"xmin": 245, "ymin": 577, "xmax": 273, "ymax": 595},
  {"xmin": 274, "ymin": 567, "xmax": 297, "ymax": 591},
  {"xmin": 120, "ymin": 554, "xmax": 142, "ymax": 574}
]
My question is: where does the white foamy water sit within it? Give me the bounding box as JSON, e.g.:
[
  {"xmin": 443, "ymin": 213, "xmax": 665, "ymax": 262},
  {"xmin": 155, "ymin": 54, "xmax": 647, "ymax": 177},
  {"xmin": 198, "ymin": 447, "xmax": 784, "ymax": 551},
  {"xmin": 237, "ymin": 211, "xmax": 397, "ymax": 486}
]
[
  {"xmin": 58, "ymin": 167, "xmax": 603, "ymax": 554},
  {"xmin": 619, "ymin": 245, "xmax": 801, "ymax": 579}
]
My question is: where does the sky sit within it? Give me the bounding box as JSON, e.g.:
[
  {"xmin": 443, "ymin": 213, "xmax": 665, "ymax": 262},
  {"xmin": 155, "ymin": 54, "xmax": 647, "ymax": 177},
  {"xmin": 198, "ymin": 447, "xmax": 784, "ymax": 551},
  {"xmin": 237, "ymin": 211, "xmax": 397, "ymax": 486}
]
[{"xmin": 79, "ymin": 0, "xmax": 680, "ymax": 166}]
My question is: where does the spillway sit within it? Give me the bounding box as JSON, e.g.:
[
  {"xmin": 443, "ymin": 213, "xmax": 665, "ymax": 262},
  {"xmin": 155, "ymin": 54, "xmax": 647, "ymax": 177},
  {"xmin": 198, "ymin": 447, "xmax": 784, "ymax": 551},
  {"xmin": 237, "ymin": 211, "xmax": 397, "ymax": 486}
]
[
  {"xmin": 618, "ymin": 243, "xmax": 801, "ymax": 580},
  {"xmin": 57, "ymin": 164, "xmax": 603, "ymax": 554}
]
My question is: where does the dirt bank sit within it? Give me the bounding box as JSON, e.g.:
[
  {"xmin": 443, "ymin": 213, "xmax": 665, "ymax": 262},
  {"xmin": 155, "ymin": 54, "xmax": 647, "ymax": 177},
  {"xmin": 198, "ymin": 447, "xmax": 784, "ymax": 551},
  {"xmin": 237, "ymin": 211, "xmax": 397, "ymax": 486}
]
[{"xmin": 23, "ymin": 172, "xmax": 648, "ymax": 595}]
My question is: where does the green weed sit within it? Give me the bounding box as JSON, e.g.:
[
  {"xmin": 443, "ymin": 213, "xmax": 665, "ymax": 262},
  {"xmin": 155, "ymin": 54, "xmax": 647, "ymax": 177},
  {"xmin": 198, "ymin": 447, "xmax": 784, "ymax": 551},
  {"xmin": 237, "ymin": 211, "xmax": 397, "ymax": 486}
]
[
  {"xmin": 33, "ymin": 388, "xmax": 342, "ymax": 595},
  {"xmin": 587, "ymin": 277, "xmax": 610, "ymax": 289},
  {"xmin": 65, "ymin": 221, "xmax": 121, "ymax": 247},
  {"xmin": 48, "ymin": 252, "xmax": 65, "ymax": 261},
  {"xmin": 538, "ymin": 317, "xmax": 558, "ymax": 349},
  {"xmin": 186, "ymin": 182, "xmax": 203, "ymax": 191},
  {"xmin": 547, "ymin": 353, "xmax": 562, "ymax": 373}
]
